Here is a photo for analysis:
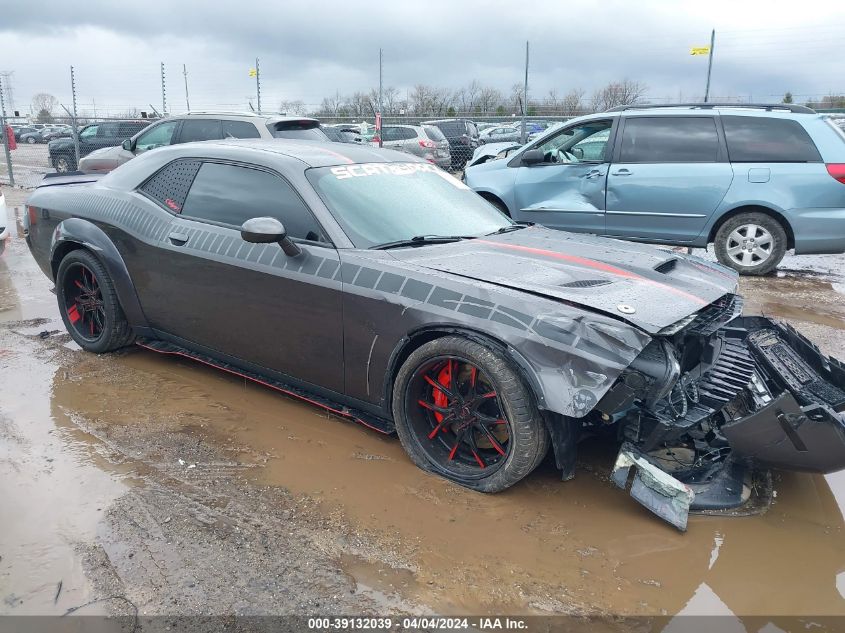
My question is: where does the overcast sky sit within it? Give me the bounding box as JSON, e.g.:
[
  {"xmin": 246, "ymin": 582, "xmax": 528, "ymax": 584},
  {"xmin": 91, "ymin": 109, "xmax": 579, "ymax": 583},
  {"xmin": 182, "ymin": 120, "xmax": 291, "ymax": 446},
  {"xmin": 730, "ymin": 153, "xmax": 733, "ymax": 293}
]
[{"xmin": 1, "ymin": 0, "xmax": 843, "ymax": 116}]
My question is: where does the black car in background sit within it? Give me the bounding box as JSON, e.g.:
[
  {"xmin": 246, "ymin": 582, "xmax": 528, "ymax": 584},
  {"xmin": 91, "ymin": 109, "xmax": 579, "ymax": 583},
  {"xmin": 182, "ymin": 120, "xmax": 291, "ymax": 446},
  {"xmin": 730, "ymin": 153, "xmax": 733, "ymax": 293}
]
[
  {"xmin": 48, "ymin": 120, "xmax": 152, "ymax": 172},
  {"xmin": 421, "ymin": 118, "xmax": 480, "ymax": 170}
]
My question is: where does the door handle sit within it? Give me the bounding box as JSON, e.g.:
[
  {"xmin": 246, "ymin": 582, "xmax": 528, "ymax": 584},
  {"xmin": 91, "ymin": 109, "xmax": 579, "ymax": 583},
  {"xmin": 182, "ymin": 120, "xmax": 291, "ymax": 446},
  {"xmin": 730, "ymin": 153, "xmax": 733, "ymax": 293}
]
[
  {"xmin": 168, "ymin": 232, "xmax": 189, "ymax": 246},
  {"xmin": 611, "ymin": 168, "xmax": 632, "ymax": 176},
  {"xmin": 584, "ymin": 169, "xmax": 605, "ymax": 179}
]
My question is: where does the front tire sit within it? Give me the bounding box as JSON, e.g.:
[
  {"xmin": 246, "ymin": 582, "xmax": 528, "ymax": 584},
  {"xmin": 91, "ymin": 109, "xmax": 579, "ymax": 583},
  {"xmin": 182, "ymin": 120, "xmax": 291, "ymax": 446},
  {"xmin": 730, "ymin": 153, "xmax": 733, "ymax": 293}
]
[
  {"xmin": 714, "ymin": 212, "xmax": 787, "ymax": 276},
  {"xmin": 56, "ymin": 250, "xmax": 135, "ymax": 353},
  {"xmin": 392, "ymin": 336, "xmax": 549, "ymax": 492}
]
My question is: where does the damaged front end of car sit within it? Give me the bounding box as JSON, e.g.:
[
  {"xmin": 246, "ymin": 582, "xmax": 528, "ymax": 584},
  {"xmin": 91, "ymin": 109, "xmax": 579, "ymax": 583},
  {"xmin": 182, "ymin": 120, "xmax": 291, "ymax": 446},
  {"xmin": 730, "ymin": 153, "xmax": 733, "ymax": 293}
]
[{"xmin": 597, "ymin": 294, "xmax": 845, "ymax": 530}]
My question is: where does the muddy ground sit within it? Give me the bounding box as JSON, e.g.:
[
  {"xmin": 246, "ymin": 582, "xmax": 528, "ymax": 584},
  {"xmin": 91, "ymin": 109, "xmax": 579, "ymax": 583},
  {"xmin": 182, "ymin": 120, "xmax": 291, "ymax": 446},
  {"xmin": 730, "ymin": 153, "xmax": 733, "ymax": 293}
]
[{"xmin": 1, "ymin": 188, "xmax": 844, "ymax": 632}]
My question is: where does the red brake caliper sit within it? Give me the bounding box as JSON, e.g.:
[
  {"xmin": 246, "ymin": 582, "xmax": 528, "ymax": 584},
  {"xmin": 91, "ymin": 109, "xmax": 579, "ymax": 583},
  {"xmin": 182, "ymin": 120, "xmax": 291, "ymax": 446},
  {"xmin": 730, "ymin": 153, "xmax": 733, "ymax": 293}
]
[{"xmin": 431, "ymin": 361, "xmax": 452, "ymax": 424}]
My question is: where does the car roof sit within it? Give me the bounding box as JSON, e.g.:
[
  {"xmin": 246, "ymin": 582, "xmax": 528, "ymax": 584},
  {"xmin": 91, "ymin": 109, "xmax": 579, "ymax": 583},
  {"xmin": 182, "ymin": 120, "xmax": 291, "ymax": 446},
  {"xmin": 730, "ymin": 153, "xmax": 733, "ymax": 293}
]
[{"xmin": 179, "ymin": 111, "xmax": 320, "ymax": 125}]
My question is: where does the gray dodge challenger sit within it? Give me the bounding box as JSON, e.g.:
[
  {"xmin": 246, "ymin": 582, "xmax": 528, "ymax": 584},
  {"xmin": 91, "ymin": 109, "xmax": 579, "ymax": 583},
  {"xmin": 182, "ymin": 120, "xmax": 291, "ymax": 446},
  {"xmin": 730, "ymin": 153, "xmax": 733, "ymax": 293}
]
[{"xmin": 23, "ymin": 140, "xmax": 845, "ymax": 529}]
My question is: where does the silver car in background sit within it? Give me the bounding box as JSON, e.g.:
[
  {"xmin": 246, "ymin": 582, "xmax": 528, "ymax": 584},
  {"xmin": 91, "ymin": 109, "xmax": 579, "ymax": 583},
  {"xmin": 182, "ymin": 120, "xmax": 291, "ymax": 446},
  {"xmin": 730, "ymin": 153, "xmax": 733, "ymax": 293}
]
[{"xmin": 376, "ymin": 124, "xmax": 451, "ymax": 169}]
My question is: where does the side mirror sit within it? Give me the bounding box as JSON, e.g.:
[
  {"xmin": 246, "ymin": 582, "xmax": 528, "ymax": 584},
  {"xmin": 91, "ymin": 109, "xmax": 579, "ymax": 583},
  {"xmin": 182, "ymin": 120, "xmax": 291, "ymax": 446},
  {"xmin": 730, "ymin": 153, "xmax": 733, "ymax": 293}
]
[
  {"xmin": 240, "ymin": 217, "xmax": 301, "ymax": 257},
  {"xmin": 121, "ymin": 139, "xmax": 135, "ymax": 151},
  {"xmin": 521, "ymin": 149, "xmax": 544, "ymax": 165}
]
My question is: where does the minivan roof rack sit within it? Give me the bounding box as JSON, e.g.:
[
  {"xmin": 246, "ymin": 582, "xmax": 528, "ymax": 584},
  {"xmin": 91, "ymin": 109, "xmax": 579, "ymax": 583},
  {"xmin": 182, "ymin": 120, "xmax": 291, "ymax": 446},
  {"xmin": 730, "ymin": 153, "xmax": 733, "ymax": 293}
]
[{"xmin": 607, "ymin": 103, "xmax": 816, "ymax": 114}]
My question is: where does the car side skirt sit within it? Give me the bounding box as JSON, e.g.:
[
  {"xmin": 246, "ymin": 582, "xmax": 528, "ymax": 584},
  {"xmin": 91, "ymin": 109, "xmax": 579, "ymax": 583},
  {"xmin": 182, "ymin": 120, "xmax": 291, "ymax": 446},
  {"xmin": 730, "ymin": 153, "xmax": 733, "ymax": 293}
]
[{"xmin": 136, "ymin": 337, "xmax": 395, "ymax": 436}]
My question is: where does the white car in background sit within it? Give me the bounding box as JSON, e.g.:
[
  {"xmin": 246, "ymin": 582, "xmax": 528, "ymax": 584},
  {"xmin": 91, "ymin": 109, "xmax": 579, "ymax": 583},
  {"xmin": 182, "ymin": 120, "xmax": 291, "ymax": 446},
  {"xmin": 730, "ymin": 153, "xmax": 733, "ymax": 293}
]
[{"xmin": 0, "ymin": 186, "xmax": 8, "ymax": 255}]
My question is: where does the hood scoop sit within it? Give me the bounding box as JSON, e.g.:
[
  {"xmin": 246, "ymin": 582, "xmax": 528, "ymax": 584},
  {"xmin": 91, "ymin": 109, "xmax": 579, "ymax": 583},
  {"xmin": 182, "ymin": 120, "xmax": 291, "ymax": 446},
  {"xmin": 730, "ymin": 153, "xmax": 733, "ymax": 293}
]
[
  {"xmin": 654, "ymin": 258, "xmax": 679, "ymax": 274},
  {"xmin": 559, "ymin": 279, "xmax": 612, "ymax": 289}
]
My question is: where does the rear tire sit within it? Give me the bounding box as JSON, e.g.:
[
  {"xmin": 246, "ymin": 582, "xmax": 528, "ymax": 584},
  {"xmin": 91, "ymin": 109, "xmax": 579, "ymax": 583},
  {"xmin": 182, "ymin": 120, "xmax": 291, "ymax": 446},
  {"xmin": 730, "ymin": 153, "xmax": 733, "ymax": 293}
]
[
  {"xmin": 56, "ymin": 249, "xmax": 135, "ymax": 353},
  {"xmin": 714, "ymin": 212, "xmax": 787, "ymax": 276},
  {"xmin": 392, "ymin": 336, "xmax": 549, "ymax": 493}
]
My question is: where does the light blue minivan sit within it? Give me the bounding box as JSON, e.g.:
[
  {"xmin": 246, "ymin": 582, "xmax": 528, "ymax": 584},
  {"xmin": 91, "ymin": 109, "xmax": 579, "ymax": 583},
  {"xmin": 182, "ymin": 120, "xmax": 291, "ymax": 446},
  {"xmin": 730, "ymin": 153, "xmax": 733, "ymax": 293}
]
[{"xmin": 464, "ymin": 104, "xmax": 845, "ymax": 274}]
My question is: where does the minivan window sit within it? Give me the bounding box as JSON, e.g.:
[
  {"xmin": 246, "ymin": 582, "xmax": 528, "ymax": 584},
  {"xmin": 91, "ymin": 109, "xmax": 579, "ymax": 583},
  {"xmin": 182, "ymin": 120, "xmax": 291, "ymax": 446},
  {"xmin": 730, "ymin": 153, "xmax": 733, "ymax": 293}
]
[
  {"xmin": 722, "ymin": 116, "xmax": 822, "ymax": 162},
  {"xmin": 222, "ymin": 120, "xmax": 261, "ymax": 139},
  {"xmin": 429, "ymin": 121, "xmax": 463, "ymax": 137},
  {"xmin": 135, "ymin": 120, "xmax": 180, "ymax": 152},
  {"xmin": 619, "ymin": 117, "xmax": 720, "ymax": 163},
  {"xmin": 423, "ymin": 125, "xmax": 446, "ymax": 141},
  {"xmin": 181, "ymin": 162, "xmax": 324, "ymax": 241}
]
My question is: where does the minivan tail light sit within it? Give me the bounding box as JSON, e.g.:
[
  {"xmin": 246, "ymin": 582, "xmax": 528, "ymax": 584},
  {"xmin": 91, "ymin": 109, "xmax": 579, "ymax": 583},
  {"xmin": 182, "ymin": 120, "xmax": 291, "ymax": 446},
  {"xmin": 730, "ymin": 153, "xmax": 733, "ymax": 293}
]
[
  {"xmin": 827, "ymin": 164, "xmax": 845, "ymax": 184},
  {"xmin": 419, "ymin": 139, "xmax": 435, "ymax": 149}
]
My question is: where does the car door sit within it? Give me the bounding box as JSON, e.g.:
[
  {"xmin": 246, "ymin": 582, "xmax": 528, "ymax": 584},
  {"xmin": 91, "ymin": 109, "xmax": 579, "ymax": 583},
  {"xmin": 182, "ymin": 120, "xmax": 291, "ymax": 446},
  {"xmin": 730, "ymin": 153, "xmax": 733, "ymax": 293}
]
[
  {"xmin": 511, "ymin": 119, "xmax": 613, "ymax": 234},
  {"xmin": 605, "ymin": 116, "xmax": 733, "ymax": 243},
  {"xmin": 130, "ymin": 159, "xmax": 344, "ymax": 393}
]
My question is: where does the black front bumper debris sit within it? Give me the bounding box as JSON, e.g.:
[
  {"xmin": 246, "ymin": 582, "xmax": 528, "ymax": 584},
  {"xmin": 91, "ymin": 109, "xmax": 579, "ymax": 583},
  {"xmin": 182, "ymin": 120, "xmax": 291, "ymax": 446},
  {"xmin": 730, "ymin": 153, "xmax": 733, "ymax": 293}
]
[{"xmin": 722, "ymin": 392, "xmax": 845, "ymax": 473}]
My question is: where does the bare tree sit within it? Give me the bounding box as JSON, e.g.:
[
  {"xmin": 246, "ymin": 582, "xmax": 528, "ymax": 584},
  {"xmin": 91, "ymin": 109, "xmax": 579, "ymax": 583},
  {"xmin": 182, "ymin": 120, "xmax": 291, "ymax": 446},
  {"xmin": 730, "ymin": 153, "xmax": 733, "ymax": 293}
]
[
  {"xmin": 32, "ymin": 92, "xmax": 59, "ymax": 123},
  {"xmin": 409, "ymin": 84, "xmax": 452, "ymax": 116},
  {"xmin": 476, "ymin": 86, "xmax": 503, "ymax": 116},
  {"xmin": 590, "ymin": 79, "xmax": 648, "ymax": 112},
  {"xmin": 560, "ymin": 88, "xmax": 586, "ymax": 116},
  {"xmin": 279, "ymin": 99, "xmax": 307, "ymax": 115},
  {"xmin": 346, "ymin": 91, "xmax": 376, "ymax": 118}
]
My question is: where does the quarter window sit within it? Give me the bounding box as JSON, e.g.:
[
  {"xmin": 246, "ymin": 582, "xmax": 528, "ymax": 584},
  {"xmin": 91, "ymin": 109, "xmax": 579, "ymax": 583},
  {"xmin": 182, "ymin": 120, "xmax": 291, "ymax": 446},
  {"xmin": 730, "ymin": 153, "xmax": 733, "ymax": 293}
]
[
  {"xmin": 139, "ymin": 159, "xmax": 202, "ymax": 213},
  {"xmin": 222, "ymin": 120, "xmax": 261, "ymax": 139},
  {"xmin": 619, "ymin": 117, "xmax": 720, "ymax": 163},
  {"xmin": 722, "ymin": 116, "xmax": 821, "ymax": 162},
  {"xmin": 181, "ymin": 162, "xmax": 324, "ymax": 241}
]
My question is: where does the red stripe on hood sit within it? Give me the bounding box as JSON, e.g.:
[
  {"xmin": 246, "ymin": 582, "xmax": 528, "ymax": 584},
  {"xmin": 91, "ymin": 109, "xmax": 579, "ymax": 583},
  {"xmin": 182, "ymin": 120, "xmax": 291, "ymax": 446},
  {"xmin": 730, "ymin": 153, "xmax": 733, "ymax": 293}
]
[{"xmin": 476, "ymin": 239, "xmax": 707, "ymax": 306}]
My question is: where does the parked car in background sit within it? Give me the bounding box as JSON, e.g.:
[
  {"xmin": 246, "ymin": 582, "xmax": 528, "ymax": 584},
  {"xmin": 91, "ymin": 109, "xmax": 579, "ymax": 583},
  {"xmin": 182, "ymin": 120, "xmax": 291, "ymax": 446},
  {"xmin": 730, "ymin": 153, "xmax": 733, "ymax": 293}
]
[
  {"xmin": 467, "ymin": 141, "xmax": 524, "ymax": 168},
  {"xmin": 479, "ymin": 125, "xmax": 521, "ymax": 144},
  {"xmin": 78, "ymin": 113, "xmax": 330, "ymax": 173},
  {"xmin": 49, "ymin": 120, "xmax": 152, "ymax": 173},
  {"xmin": 12, "ymin": 126, "xmax": 37, "ymax": 141},
  {"xmin": 322, "ymin": 124, "xmax": 363, "ymax": 144},
  {"xmin": 421, "ymin": 118, "xmax": 480, "ymax": 170},
  {"xmin": 42, "ymin": 127, "xmax": 72, "ymax": 142},
  {"xmin": 465, "ymin": 103, "xmax": 845, "ymax": 275},
  {"xmin": 20, "ymin": 128, "xmax": 50, "ymax": 144},
  {"xmin": 375, "ymin": 124, "xmax": 451, "ymax": 169}
]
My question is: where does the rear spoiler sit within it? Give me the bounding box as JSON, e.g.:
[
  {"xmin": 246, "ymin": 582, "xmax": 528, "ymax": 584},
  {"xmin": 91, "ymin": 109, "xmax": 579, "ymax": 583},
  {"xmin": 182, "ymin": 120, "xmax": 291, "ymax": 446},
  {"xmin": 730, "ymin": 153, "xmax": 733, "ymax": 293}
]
[{"xmin": 38, "ymin": 171, "xmax": 104, "ymax": 188}]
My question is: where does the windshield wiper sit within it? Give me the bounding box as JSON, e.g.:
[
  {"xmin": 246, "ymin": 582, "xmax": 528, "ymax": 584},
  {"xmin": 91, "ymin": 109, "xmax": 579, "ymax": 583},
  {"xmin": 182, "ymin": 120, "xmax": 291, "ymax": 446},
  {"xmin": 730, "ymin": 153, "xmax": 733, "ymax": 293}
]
[
  {"xmin": 486, "ymin": 224, "xmax": 529, "ymax": 235},
  {"xmin": 371, "ymin": 235, "xmax": 474, "ymax": 250}
]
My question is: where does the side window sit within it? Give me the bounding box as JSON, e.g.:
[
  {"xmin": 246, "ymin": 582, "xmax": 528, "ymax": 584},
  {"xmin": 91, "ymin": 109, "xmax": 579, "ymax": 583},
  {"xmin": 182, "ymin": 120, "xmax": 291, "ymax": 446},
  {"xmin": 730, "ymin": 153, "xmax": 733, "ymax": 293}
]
[
  {"xmin": 397, "ymin": 127, "xmax": 416, "ymax": 140},
  {"xmin": 96, "ymin": 122, "xmax": 120, "ymax": 138},
  {"xmin": 381, "ymin": 127, "xmax": 401, "ymax": 142},
  {"xmin": 79, "ymin": 125, "xmax": 99, "ymax": 139},
  {"xmin": 722, "ymin": 116, "xmax": 821, "ymax": 162},
  {"xmin": 135, "ymin": 120, "xmax": 180, "ymax": 152},
  {"xmin": 178, "ymin": 119, "xmax": 223, "ymax": 143},
  {"xmin": 619, "ymin": 117, "xmax": 719, "ymax": 163},
  {"xmin": 181, "ymin": 163, "xmax": 325, "ymax": 241},
  {"xmin": 222, "ymin": 120, "xmax": 261, "ymax": 139},
  {"xmin": 535, "ymin": 120, "xmax": 612, "ymax": 163},
  {"xmin": 139, "ymin": 159, "xmax": 202, "ymax": 213}
]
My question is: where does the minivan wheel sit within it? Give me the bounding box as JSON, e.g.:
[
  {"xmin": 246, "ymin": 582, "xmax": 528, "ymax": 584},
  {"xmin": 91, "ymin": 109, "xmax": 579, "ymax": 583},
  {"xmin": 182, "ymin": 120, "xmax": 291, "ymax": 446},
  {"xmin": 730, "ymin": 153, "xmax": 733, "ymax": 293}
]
[
  {"xmin": 392, "ymin": 336, "xmax": 549, "ymax": 493},
  {"xmin": 714, "ymin": 212, "xmax": 787, "ymax": 276}
]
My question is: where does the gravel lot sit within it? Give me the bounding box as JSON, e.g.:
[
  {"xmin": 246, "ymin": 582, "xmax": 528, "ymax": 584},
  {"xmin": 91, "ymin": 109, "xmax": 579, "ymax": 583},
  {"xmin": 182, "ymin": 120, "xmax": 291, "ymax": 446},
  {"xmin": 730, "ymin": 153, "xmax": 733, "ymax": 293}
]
[{"xmin": 1, "ymin": 188, "xmax": 844, "ymax": 632}]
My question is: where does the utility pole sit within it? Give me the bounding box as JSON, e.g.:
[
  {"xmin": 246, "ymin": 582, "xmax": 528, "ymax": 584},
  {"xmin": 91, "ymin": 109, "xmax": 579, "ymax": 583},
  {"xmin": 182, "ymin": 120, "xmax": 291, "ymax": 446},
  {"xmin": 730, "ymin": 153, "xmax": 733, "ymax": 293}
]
[
  {"xmin": 255, "ymin": 57, "xmax": 261, "ymax": 115},
  {"xmin": 0, "ymin": 71, "xmax": 14, "ymax": 114},
  {"xmin": 521, "ymin": 41, "xmax": 529, "ymax": 144},
  {"xmin": 160, "ymin": 62, "xmax": 167, "ymax": 115},
  {"xmin": 378, "ymin": 48, "xmax": 383, "ymax": 148},
  {"xmin": 70, "ymin": 66, "xmax": 80, "ymax": 165},
  {"xmin": 183, "ymin": 64, "xmax": 191, "ymax": 112},
  {"xmin": 0, "ymin": 75, "xmax": 15, "ymax": 186},
  {"xmin": 704, "ymin": 29, "xmax": 715, "ymax": 102}
]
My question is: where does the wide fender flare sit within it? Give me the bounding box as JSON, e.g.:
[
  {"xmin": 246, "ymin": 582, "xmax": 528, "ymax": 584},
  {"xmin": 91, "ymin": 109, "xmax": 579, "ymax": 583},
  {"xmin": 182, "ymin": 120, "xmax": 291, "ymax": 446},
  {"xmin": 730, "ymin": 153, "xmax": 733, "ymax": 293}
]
[
  {"xmin": 51, "ymin": 217, "xmax": 149, "ymax": 330},
  {"xmin": 383, "ymin": 323, "xmax": 649, "ymax": 419}
]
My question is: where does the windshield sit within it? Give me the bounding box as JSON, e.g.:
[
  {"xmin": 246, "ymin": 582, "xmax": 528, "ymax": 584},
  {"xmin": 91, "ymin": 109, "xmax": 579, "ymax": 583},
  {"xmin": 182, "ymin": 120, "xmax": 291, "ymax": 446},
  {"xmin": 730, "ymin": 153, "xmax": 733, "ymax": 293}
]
[{"xmin": 307, "ymin": 162, "xmax": 512, "ymax": 248}]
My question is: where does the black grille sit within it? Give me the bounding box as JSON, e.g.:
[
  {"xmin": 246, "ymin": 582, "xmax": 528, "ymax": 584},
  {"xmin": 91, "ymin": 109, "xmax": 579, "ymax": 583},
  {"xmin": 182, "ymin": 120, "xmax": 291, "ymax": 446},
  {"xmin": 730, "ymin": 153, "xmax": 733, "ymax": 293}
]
[
  {"xmin": 697, "ymin": 337, "xmax": 756, "ymax": 408},
  {"xmin": 686, "ymin": 294, "xmax": 743, "ymax": 336}
]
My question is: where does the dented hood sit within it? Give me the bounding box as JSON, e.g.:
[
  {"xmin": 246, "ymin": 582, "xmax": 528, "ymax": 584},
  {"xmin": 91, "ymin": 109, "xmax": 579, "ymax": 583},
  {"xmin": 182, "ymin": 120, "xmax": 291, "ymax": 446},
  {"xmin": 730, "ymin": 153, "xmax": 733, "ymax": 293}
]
[{"xmin": 389, "ymin": 226, "xmax": 738, "ymax": 334}]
